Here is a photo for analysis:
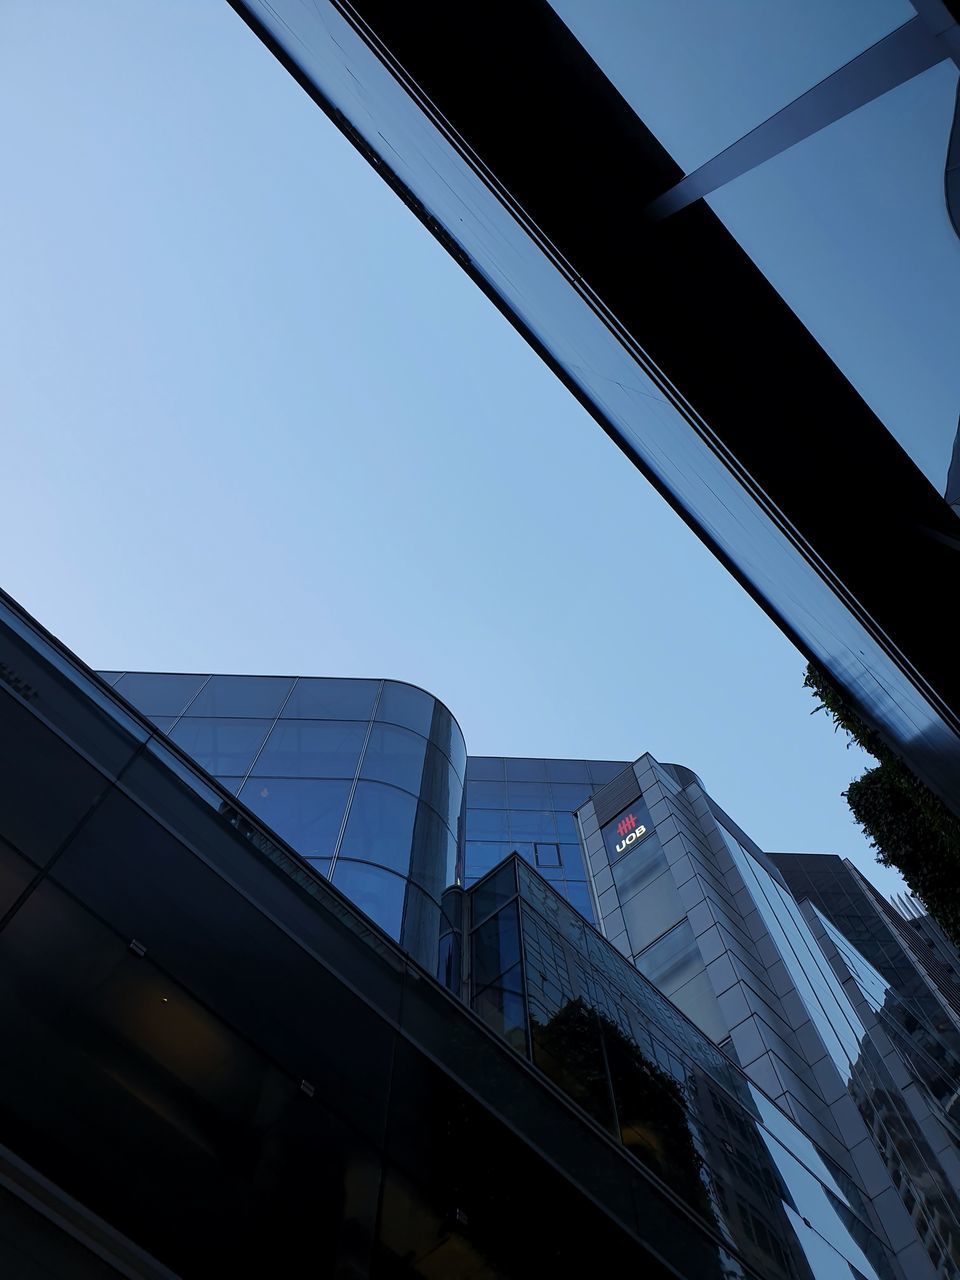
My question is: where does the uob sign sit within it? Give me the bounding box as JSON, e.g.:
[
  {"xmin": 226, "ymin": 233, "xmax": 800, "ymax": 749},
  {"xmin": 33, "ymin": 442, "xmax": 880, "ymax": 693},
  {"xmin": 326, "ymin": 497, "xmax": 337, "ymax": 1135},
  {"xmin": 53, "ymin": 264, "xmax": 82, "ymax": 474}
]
[{"xmin": 614, "ymin": 811, "xmax": 647, "ymax": 854}]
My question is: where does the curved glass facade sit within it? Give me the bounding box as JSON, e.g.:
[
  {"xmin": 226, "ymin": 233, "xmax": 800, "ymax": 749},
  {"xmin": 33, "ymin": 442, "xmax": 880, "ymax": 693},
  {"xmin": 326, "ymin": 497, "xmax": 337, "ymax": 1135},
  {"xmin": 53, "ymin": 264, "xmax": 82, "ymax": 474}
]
[{"xmin": 110, "ymin": 673, "xmax": 466, "ymax": 968}]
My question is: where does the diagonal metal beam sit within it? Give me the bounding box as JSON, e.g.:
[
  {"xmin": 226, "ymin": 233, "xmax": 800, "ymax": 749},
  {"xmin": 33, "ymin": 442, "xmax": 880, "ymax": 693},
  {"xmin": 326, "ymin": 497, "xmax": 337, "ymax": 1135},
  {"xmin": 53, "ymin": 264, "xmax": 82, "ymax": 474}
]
[{"xmin": 646, "ymin": 17, "xmax": 952, "ymax": 220}]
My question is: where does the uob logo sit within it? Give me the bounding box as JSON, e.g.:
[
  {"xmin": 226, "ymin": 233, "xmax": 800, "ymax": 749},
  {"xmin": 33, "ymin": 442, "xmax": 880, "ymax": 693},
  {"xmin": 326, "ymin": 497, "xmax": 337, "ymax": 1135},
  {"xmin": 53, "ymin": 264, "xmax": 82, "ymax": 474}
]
[{"xmin": 614, "ymin": 811, "xmax": 647, "ymax": 853}]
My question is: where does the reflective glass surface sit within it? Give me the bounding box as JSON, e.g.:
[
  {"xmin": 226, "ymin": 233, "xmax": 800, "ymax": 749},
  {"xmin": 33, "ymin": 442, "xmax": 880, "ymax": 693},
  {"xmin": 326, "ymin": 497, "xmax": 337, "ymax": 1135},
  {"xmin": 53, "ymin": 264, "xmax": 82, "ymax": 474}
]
[
  {"xmin": 113, "ymin": 672, "xmax": 207, "ymax": 717},
  {"xmin": 167, "ymin": 717, "xmax": 272, "ymax": 776},
  {"xmin": 471, "ymin": 858, "xmax": 900, "ymax": 1280},
  {"xmin": 548, "ymin": 0, "xmax": 911, "ymax": 170},
  {"xmin": 330, "ymin": 859, "xmax": 407, "ymax": 937},
  {"xmin": 251, "ymin": 720, "xmax": 367, "ymax": 779},
  {"xmin": 187, "ymin": 674, "xmax": 295, "ymax": 718},
  {"xmin": 375, "ymin": 681, "xmax": 434, "ymax": 738},
  {"xmin": 359, "ymin": 722, "xmax": 427, "ymax": 796},
  {"xmin": 337, "ymin": 781, "xmax": 417, "ymax": 877},
  {"xmin": 710, "ymin": 60, "xmax": 960, "ymax": 490},
  {"xmin": 237, "ymin": 777, "xmax": 351, "ymax": 859},
  {"xmin": 280, "ymin": 676, "xmax": 378, "ymax": 720}
]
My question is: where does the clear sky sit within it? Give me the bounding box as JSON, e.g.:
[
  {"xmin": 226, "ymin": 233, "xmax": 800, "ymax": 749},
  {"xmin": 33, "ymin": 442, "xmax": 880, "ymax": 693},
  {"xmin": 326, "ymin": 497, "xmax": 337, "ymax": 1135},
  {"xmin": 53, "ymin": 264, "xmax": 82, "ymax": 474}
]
[{"xmin": 0, "ymin": 2, "xmax": 910, "ymax": 899}]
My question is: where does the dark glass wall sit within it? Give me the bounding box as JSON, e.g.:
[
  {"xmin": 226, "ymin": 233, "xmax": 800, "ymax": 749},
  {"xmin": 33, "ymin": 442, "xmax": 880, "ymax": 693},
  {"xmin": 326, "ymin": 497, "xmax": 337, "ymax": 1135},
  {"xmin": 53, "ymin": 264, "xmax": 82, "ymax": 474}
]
[
  {"xmin": 466, "ymin": 856, "xmax": 905, "ymax": 1280},
  {"xmin": 106, "ymin": 671, "xmax": 466, "ymax": 968},
  {"xmin": 463, "ymin": 755, "xmax": 627, "ymax": 922}
]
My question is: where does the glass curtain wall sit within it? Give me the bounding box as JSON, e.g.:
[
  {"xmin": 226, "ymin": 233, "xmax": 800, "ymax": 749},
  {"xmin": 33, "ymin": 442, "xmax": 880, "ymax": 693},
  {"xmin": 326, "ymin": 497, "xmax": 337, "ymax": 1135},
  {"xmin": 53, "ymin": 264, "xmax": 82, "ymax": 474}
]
[{"xmin": 107, "ymin": 671, "xmax": 466, "ymax": 966}]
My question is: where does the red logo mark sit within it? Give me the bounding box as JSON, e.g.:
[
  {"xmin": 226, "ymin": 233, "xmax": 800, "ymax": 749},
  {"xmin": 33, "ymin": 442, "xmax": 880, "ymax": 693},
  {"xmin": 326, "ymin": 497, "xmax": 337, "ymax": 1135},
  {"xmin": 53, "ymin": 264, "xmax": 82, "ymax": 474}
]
[{"xmin": 617, "ymin": 813, "xmax": 637, "ymax": 837}]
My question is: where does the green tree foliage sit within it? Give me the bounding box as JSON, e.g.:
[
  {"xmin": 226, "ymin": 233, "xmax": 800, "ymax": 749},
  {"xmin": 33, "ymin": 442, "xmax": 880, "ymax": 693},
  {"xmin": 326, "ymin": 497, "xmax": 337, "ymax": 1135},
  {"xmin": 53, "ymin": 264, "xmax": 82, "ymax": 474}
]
[{"xmin": 804, "ymin": 663, "xmax": 960, "ymax": 944}]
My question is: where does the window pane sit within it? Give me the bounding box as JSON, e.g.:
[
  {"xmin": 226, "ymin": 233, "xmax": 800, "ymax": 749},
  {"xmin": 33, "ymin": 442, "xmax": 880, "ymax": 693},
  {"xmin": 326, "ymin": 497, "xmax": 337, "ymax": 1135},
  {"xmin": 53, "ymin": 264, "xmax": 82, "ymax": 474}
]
[
  {"xmin": 281, "ymin": 677, "xmax": 378, "ymax": 720},
  {"xmin": 339, "ymin": 781, "xmax": 417, "ymax": 876},
  {"xmin": 360, "ymin": 723, "xmax": 427, "ymax": 796},
  {"xmin": 563, "ymin": 883, "xmax": 595, "ymax": 922},
  {"xmin": 168, "ymin": 717, "xmax": 272, "ymax": 776},
  {"xmin": 148, "ymin": 716, "xmax": 177, "ymax": 735},
  {"xmin": 619, "ymin": 872, "xmax": 685, "ymax": 955},
  {"xmin": 187, "ymin": 675, "xmax": 294, "ymax": 718},
  {"xmin": 113, "ymin": 673, "xmax": 207, "ymax": 717},
  {"xmin": 504, "ymin": 758, "xmax": 547, "ymax": 782},
  {"xmin": 471, "ymin": 861, "xmax": 518, "ymax": 925},
  {"xmin": 466, "ymin": 757, "xmax": 505, "ymax": 781},
  {"xmin": 544, "ymin": 759, "xmax": 591, "ymax": 783},
  {"xmin": 251, "ymin": 720, "xmax": 366, "ymax": 778},
  {"xmin": 510, "ymin": 810, "xmax": 557, "ymax": 841},
  {"xmin": 466, "ymin": 809, "xmax": 510, "ymax": 841},
  {"xmin": 238, "ymin": 777, "xmax": 351, "ymax": 859},
  {"xmin": 376, "ymin": 683, "xmax": 434, "ymax": 737},
  {"xmin": 507, "ymin": 781, "xmax": 552, "ymax": 810},
  {"xmin": 466, "ymin": 780, "xmax": 508, "ymax": 809},
  {"xmin": 331, "ymin": 859, "xmax": 406, "ymax": 938},
  {"xmin": 472, "ymin": 902, "xmax": 521, "ymax": 989},
  {"xmin": 474, "ymin": 963, "xmax": 526, "ymax": 1050},
  {"xmin": 419, "ymin": 743, "xmax": 462, "ymax": 832},
  {"xmin": 559, "ymin": 844, "xmax": 587, "ymax": 877},
  {"xmin": 465, "ymin": 843, "xmax": 528, "ymax": 880},
  {"xmin": 535, "ymin": 843, "xmax": 561, "ymax": 868},
  {"xmin": 550, "ymin": 782, "xmax": 595, "ymax": 811}
]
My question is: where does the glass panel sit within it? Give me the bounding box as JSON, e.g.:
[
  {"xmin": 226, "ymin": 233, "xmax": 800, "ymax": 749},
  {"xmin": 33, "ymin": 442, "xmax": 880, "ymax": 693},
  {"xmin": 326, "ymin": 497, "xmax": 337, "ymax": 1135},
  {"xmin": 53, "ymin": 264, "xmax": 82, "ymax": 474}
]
[
  {"xmin": 465, "ymin": 842, "xmax": 517, "ymax": 879},
  {"xmin": 187, "ymin": 674, "xmax": 294, "ymax": 718},
  {"xmin": 147, "ymin": 715, "xmax": 176, "ymax": 735},
  {"xmin": 168, "ymin": 717, "xmax": 272, "ymax": 776},
  {"xmin": 559, "ymin": 843, "xmax": 588, "ymax": 877},
  {"xmin": 465, "ymin": 756, "xmax": 504, "ymax": 781},
  {"xmin": 472, "ymin": 902, "xmax": 521, "ymax": 990},
  {"xmin": 338, "ymin": 782, "xmax": 418, "ymax": 877},
  {"xmin": 474, "ymin": 963, "xmax": 526, "ymax": 1051},
  {"xmin": 113, "ymin": 672, "xmax": 207, "ymax": 717},
  {"xmin": 470, "ymin": 860, "xmax": 518, "ymax": 925},
  {"xmin": 375, "ymin": 682, "xmax": 434, "ymax": 737},
  {"xmin": 534, "ymin": 842, "xmax": 561, "ymax": 868},
  {"xmin": 251, "ymin": 720, "xmax": 367, "ymax": 779},
  {"xmin": 563, "ymin": 882, "xmax": 595, "ymax": 922},
  {"xmin": 96, "ymin": 670, "xmax": 124, "ymax": 686},
  {"xmin": 509, "ymin": 810, "xmax": 557, "ymax": 841},
  {"xmin": 636, "ymin": 922, "xmax": 703, "ymax": 995},
  {"xmin": 555, "ymin": 812, "xmax": 580, "ymax": 842},
  {"xmin": 549, "ymin": 781, "xmax": 595, "ymax": 810},
  {"xmin": 544, "ymin": 759, "xmax": 591, "ymax": 783},
  {"xmin": 506, "ymin": 780, "xmax": 552, "ymax": 810},
  {"xmin": 330, "ymin": 859, "xmax": 406, "ymax": 938},
  {"xmin": 418, "ymin": 742, "xmax": 462, "ymax": 833},
  {"xmin": 237, "ymin": 777, "xmax": 351, "ymax": 859},
  {"xmin": 280, "ymin": 676, "xmax": 378, "ymax": 720},
  {"xmin": 465, "ymin": 809, "xmax": 510, "ymax": 841},
  {"xmin": 709, "ymin": 61, "xmax": 960, "ymax": 490},
  {"xmin": 504, "ymin": 758, "xmax": 547, "ymax": 782},
  {"xmin": 360, "ymin": 722, "xmax": 427, "ymax": 796},
  {"xmin": 466, "ymin": 779, "xmax": 508, "ymax": 809}
]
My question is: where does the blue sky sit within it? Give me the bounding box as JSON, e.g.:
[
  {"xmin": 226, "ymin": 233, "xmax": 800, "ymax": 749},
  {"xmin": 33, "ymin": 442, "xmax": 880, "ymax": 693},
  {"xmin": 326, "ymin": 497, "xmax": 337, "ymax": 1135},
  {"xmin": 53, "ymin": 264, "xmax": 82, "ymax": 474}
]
[{"xmin": 0, "ymin": 2, "xmax": 909, "ymax": 897}]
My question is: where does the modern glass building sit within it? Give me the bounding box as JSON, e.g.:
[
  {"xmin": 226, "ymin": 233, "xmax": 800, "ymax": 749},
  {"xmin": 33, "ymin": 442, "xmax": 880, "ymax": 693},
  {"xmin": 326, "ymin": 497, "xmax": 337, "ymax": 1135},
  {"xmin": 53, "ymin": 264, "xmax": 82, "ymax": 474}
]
[
  {"xmin": 0, "ymin": 586, "xmax": 941, "ymax": 1280},
  {"xmin": 97, "ymin": 670, "xmax": 465, "ymax": 969},
  {"xmin": 224, "ymin": 0, "xmax": 960, "ymax": 821},
  {"xmin": 98, "ymin": 666, "xmax": 960, "ymax": 1276}
]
